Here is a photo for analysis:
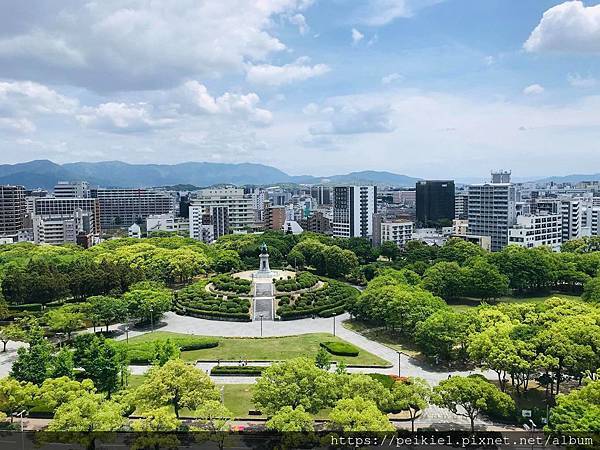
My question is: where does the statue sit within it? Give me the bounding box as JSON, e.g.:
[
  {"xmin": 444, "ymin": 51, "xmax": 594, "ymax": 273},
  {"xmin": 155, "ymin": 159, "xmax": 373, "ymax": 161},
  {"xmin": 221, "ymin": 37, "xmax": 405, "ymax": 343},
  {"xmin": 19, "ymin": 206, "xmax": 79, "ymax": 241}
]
[{"xmin": 254, "ymin": 242, "xmax": 274, "ymax": 278}]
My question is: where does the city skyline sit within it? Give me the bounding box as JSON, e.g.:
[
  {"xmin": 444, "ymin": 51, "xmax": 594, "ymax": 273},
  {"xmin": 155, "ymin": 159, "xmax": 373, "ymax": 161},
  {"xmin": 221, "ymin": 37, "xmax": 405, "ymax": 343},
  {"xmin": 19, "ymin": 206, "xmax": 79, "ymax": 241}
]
[{"xmin": 1, "ymin": 1, "xmax": 600, "ymax": 178}]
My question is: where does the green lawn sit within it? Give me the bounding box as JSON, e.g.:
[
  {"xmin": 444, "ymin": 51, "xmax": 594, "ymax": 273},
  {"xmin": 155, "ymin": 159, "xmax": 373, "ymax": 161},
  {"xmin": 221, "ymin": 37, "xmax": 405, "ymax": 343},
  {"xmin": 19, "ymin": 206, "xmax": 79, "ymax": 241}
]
[
  {"xmin": 447, "ymin": 293, "xmax": 582, "ymax": 312},
  {"xmin": 342, "ymin": 320, "xmax": 422, "ymax": 358},
  {"xmin": 123, "ymin": 331, "xmax": 390, "ymax": 367}
]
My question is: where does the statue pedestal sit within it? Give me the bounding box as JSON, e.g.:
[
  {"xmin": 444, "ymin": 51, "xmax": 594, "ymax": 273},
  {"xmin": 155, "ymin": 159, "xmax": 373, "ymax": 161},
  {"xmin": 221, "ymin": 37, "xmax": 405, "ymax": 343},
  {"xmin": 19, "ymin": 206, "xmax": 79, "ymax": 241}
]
[{"xmin": 254, "ymin": 252, "xmax": 275, "ymax": 279}]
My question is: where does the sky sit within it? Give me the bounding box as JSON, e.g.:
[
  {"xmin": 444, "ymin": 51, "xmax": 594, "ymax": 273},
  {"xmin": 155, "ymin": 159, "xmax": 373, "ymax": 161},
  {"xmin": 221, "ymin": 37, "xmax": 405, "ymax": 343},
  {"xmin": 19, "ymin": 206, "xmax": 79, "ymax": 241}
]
[{"xmin": 1, "ymin": 0, "xmax": 600, "ymax": 180}]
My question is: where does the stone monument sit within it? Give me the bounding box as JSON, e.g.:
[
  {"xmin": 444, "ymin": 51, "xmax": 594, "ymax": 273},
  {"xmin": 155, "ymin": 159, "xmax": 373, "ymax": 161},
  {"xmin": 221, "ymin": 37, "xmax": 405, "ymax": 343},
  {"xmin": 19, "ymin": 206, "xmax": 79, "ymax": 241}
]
[{"xmin": 254, "ymin": 242, "xmax": 275, "ymax": 279}]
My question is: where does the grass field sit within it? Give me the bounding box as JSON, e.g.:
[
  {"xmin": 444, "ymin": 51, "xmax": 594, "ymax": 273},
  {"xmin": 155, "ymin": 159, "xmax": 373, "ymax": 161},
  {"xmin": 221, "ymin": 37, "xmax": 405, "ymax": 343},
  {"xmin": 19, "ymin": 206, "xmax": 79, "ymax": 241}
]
[
  {"xmin": 447, "ymin": 293, "xmax": 582, "ymax": 312},
  {"xmin": 341, "ymin": 321, "xmax": 422, "ymax": 358},
  {"xmin": 123, "ymin": 331, "xmax": 390, "ymax": 367}
]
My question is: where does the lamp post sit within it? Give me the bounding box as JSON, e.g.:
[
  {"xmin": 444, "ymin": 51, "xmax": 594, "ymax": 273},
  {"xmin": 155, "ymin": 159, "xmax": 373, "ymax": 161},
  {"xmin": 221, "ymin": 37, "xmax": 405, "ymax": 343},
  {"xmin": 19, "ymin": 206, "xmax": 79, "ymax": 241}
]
[
  {"xmin": 260, "ymin": 314, "xmax": 264, "ymax": 337},
  {"xmin": 124, "ymin": 324, "xmax": 130, "ymax": 344},
  {"xmin": 333, "ymin": 315, "xmax": 336, "ymax": 336},
  {"xmin": 149, "ymin": 307, "xmax": 154, "ymax": 333},
  {"xmin": 397, "ymin": 351, "xmax": 409, "ymax": 377}
]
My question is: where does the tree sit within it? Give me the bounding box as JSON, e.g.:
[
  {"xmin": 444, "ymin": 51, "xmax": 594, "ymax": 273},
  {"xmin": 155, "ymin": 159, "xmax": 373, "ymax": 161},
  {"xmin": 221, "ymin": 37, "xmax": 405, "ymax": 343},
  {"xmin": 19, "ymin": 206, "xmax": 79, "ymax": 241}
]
[
  {"xmin": 380, "ymin": 241, "xmax": 400, "ymax": 261},
  {"xmin": 135, "ymin": 359, "xmax": 219, "ymax": 418},
  {"xmin": 213, "ymin": 250, "xmax": 242, "ymax": 273},
  {"xmin": 10, "ymin": 337, "xmax": 53, "ymax": 385},
  {"xmin": 153, "ymin": 338, "xmax": 180, "ymax": 366},
  {"xmin": 266, "ymin": 405, "xmax": 313, "ymax": 432},
  {"xmin": 340, "ymin": 374, "xmax": 391, "ymax": 409},
  {"xmin": 387, "ymin": 378, "xmax": 431, "ymax": 433},
  {"xmin": 433, "ymin": 375, "xmax": 515, "ymax": 433},
  {"xmin": 314, "ymin": 348, "xmax": 332, "ymax": 371},
  {"xmin": 49, "ymin": 347, "xmax": 75, "ymax": 378},
  {"xmin": 47, "ymin": 392, "xmax": 126, "ymax": 431},
  {"xmin": 39, "ymin": 377, "xmax": 96, "ymax": 412},
  {"xmin": 193, "ymin": 400, "xmax": 234, "ymax": 450},
  {"xmin": 437, "ymin": 238, "xmax": 485, "ymax": 265},
  {"xmin": 463, "ymin": 258, "xmax": 509, "ymax": 301},
  {"xmin": 548, "ymin": 379, "xmax": 600, "ymax": 432},
  {"xmin": 131, "ymin": 406, "xmax": 180, "ymax": 431},
  {"xmin": 45, "ymin": 307, "xmax": 86, "ymax": 340},
  {"xmin": 87, "ymin": 296, "xmax": 127, "ymax": 333},
  {"xmin": 252, "ymin": 357, "xmax": 338, "ymax": 415},
  {"xmin": 583, "ymin": 277, "xmax": 600, "ymax": 303},
  {"xmin": 323, "ymin": 245, "xmax": 359, "ymax": 279},
  {"xmin": 0, "ymin": 324, "xmax": 25, "ymax": 352},
  {"xmin": 123, "ymin": 281, "xmax": 172, "ymax": 325},
  {"xmin": 421, "ymin": 262, "xmax": 466, "ymax": 300},
  {"xmin": 72, "ymin": 334, "xmax": 121, "ymax": 396},
  {"xmin": 0, "ymin": 377, "xmax": 39, "ymax": 422},
  {"xmin": 416, "ymin": 310, "xmax": 473, "ymax": 362},
  {"xmin": 328, "ymin": 397, "xmax": 395, "ymax": 432}
]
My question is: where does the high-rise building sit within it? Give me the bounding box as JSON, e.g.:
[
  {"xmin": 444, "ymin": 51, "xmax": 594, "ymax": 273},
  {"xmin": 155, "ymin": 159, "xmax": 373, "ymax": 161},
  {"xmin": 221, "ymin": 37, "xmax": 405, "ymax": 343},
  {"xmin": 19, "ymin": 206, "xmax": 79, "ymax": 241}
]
[
  {"xmin": 0, "ymin": 185, "xmax": 26, "ymax": 236},
  {"xmin": 54, "ymin": 181, "xmax": 90, "ymax": 198},
  {"xmin": 189, "ymin": 204, "xmax": 229, "ymax": 242},
  {"xmin": 300, "ymin": 211, "xmax": 332, "ymax": 235},
  {"xmin": 34, "ymin": 197, "xmax": 101, "ymax": 234},
  {"xmin": 91, "ymin": 188, "xmax": 176, "ymax": 229},
  {"xmin": 264, "ymin": 204, "xmax": 286, "ymax": 231},
  {"xmin": 455, "ymin": 191, "xmax": 469, "ymax": 220},
  {"xmin": 33, "ymin": 208, "xmax": 98, "ymax": 246},
  {"xmin": 508, "ymin": 213, "xmax": 562, "ymax": 251},
  {"xmin": 380, "ymin": 220, "xmax": 414, "ymax": 248},
  {"xmin": 190, "ymin": 188, "xmax": 253, "ymax": 233},
  {"xmin": 310, "ymin": 186, "xmax": 331, "ymax": 205},
  {"xmin": 560, "ymin": 199, "xmax": 583, "ymax": 242},
  {"xmin": 416, "ymin": 180, "xmax": 455, "ymax": 227},
  {"xmin": 332, "ymin": 185, "xmax": 377, "ymax": 238},
  {"xmin": 468, "ymin": 171, "xmax": 518, "ymax": 252}
]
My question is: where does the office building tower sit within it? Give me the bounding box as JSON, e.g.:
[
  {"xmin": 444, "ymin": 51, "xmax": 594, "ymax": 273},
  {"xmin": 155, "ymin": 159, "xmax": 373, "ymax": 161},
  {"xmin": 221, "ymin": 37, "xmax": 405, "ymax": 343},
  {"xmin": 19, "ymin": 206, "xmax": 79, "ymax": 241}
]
[
  {"xmin": 455, "ymin": 191, "xmax": 469, "ymax": 220},
  {"xmin": 54, "ymin": 181, "xmax": 90, "ymax": 198},
  {"xmin": 416, "ymin": 180, "xmax": 455, "ymax": 227},
  {"xmin": 468, "ymin": 171, "xmax": 518, "ymax": 252},
  {"xmin": 190, "ymin": 188, "xmax": 253, "ymax": 232},
  {"xmin": 189, "ymin": 204, "xmax": 229, "ymax": 242},
  {"xmin": 310, "ymin": 186, "xmax": 331, "ymax": 205},
  {"xmin": 0, "ymin": 185, "xmax": 26, "ymax": 236},
  {"xmin": 91, "ymin": 188, "xmax": 176, "ymax": 229},
  {"xmin": 264, "ymin": 204, "xmax": 286, "ymax": 231},
  {"xmin": 332, "ymin": 186, "xmax": 377, "ymax": 238}
]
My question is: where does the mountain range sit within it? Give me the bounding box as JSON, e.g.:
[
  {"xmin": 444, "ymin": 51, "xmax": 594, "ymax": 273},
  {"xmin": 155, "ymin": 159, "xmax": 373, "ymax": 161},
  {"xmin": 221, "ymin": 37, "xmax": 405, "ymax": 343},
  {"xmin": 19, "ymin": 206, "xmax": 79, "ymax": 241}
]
[{"xmin": 0, "ymin": 160, "xmax": 422, "ymax": 190}]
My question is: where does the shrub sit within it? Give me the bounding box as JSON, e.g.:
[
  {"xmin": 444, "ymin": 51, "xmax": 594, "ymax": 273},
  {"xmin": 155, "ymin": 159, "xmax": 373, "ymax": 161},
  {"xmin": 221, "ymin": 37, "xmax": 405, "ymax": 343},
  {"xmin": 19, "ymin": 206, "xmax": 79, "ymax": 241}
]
[
  {"xmin": 320, "ymin": 341, "xmax": 360, "ymax": 357},
  {"xmin": 275, "ymin": 272, "xmax": 319, "ymax": 292},
  {"xmin": 211, "ymin": 274, "xmax": 252, "ymax": 294},
  {"xmin": 210, "ymin": 366, "xmax": 265, "ymax": 376},
  {"xmin": 176, "ymin": 281, "xmax": 251, "ymax": 320},
  {"xmin": 118, "ymin": 336, "xmax": 219, "ymax": 364},
  {"xmin": 367, "ymin": 373, "xmax": 395, "ymax": 389},
  {"xmin": 8, "ymin": 303, "xmax": 43, "ymax": 312}
]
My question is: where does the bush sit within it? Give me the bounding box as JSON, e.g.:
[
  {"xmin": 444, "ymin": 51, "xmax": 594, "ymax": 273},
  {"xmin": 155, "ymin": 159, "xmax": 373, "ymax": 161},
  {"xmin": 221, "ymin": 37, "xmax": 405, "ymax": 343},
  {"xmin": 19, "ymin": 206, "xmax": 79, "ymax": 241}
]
[
  {"xmin": 210, "ymin": 365, "xmax": 265, "ymax": 376},
  {"xmin": 275, "ymin": 272, "xmax": 319, "ymax": 292},
  {"xmin": 176, "ymin": 281, "xmax": 251, "ymax": 320},
  {"xmin": 211, "ymin": 274, "xmax": 252, "ymax": 294},
  {"xmin": 320, "ymin": 341, "xmax": 360, "ymax": 357},
  {"xmin": 8, "ymin": 303, "xmax": 43, "ymax": 312},
  {"xmin": 367, "ymin": 373, "xmax": 396, "ymax": 389},
  {"xmin": 118, "ymin": 336, "xmax": 219, "ymax": 364}
]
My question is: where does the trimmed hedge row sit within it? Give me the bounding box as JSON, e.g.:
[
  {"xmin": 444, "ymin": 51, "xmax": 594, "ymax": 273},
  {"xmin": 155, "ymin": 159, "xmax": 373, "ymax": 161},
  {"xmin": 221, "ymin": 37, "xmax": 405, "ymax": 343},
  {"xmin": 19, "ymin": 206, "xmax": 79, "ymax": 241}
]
[
  {"xmin": 8, "ymin": 303, "xmax": 43, "ymax": 312},
  {"xmin": 320, "ymin": 341, "xmax": 360, "ymax": 357},
  {"xmin": 118, "ymin": 336, "xmax": 219, "ymax": 364},
  {"xmin": 211, "ymin": 274, "xmax": 252, "ymax": 294},
  {"xmin": 210, "ymin": 365, "xmax": 265, "ymax": 376},
  {"xmin": 176, "ymin": 281, "xmax": 251, "ymax": 320},
  {"xmin": 275, "ymin": 272, "xmax": 319, "ymax": 292},
  {"xmin": 276, "ymin": 279, "xmax": 358, "ymax": 320},
  {"xmin": 174, "ymin": 303, "xmax": 252, "ymax": 322}
]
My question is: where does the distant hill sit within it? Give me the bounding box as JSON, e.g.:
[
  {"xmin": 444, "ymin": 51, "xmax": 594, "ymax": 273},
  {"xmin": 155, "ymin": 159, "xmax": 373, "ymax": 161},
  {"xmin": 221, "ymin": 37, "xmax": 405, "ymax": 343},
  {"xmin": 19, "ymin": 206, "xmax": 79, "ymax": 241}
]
[
  {"xmin": 0, "ymin": 160, "xmax": 420, "ymax": 190},
  {"xmin": 533, "ymin": 174, "xmax": 600, "ymax": 184}
]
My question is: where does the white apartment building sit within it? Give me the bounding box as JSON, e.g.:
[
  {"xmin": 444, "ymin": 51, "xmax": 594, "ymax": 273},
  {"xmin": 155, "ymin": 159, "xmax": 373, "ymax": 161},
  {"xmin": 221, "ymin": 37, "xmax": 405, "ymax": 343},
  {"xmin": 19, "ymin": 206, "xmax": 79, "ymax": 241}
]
[
  {"xmin": 583, "ymin": 206, "xmax": 600, "ymax": 236},
  {"xmin": 332, "ymin": 186, "xmax": 377, "ymax": 238},
  {"xmin": 33, "ymin": 209, "xmax": 97, "ymax": 246},
  {"xmin": 560, "ymin": 199, "xmax": 583, "ymax": 242},
  {"xmin": 128, "ymin": 223, "xmax": 142, "ymax": 239},
  {"xmin": 54, "ymin": 181, "xmax": 90, "ymax": 198},
  {"xmin": 34, "ymin": 197, "xmax": 101, "ymax": 234},
  {"xmin": 468, "ymin": 171, "xmax": 518, "ymax": 252},
  {"xmin": 146, "ymin": 213, "xmax": 189, "ymax": 234},
  {"xmin": 190, "ymin": 188, "xmax": 253, "ymax": 232},
  {"xmin": 189, "ymin": 204, "xmax": 229, "ymax": 243},
  {"xmin": 381, "ymin": 221, "xmax": 414, "ymax": 248},
  {"xmin": 508, "ymin": 213, "xmax": 562, "ymax": 251}
]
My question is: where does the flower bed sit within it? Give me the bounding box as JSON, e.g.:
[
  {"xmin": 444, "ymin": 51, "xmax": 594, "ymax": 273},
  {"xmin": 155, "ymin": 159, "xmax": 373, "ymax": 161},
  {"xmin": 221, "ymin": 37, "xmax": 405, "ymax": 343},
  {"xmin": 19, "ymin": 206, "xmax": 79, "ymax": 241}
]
[
  {"xmin": 276, "ymin": 279, "xmax": 358, "ymax": 320},
  {"xmin": 320, "ymin": 341, "xmax": 360, "ymax": 357},
  {"xmin": 210, "ymin": 274, "xmax": 252, "ymax": 295},
  {"xmin": 275, "ymin": 272, "xmax": 319, "ymax": 292},
  {"xmin": 176, "ymin": 281, "xmax": 251, "ymax": 321}
]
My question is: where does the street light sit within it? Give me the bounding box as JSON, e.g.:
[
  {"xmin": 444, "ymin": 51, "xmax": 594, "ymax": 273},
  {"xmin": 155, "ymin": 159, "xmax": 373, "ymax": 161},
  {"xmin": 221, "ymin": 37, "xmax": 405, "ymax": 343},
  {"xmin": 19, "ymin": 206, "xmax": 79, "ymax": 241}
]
[
  {"xmin": 124, "ymin": 324, "xmax": 130, "ymax": 344},
  {"xmin": 149, "ymin": 307, "xmax": 154, "ymax": 333},
  {"xmin": 333, "ymin": 315, "xmax": 336, "ymax": 336},
  {"xmin": 259, "ymin": 314, "xmax": 264, "ymax": 337},
  {"xmin": 17, "ymin": 410, "xmax": 26, "ymax": 432},
  {"xmin": 397, "ymin": 351, "xmax": 409, "ymax": 377}
]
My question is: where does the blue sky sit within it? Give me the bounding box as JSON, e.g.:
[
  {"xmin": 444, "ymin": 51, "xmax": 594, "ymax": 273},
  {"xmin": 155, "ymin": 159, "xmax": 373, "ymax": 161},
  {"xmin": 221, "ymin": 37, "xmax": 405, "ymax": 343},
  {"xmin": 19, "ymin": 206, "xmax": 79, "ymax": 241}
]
[{"xmin": 1, "ymin": 0, "xmax": 600, "ymax": 180}]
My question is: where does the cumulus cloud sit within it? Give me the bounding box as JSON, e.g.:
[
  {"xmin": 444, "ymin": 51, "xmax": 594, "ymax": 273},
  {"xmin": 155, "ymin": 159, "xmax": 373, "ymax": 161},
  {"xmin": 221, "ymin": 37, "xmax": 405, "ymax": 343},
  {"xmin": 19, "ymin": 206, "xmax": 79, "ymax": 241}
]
[
  {"xmin": 77, "ymin": 103, "xmax": 174, "ymax": 133},
  {"xmin": 0, "ymin": 0, "xmax": 314, "ymax": 91},
  {"xmin": 0, "ymin": 81, "xmax": 78, "ymax": 116},
  {"xmin": 289, "ymin": 14, "xmax": 309, "ymax": 35},
  {"xmin": 524, "ymin": 1, "xmax": 600, "ymax": 53},
  {"xmin": 351, "ymin": 28, "xmax": 364, "ymax": 44},
  {"xmin": 246, "ymin": 57, "xmax": 330, "ymax": 86},
  {"xmin": 523, "ymin": 84, "xmax": 545, "ymax": 95},
  {"xmin": 353, "ymin": 0, "xmax": 444, "ymax": 26},
  {"xmin": 308, "ymin": 102, "xmax": 395, "ymax": 135},
  {"xmin": 381, "ymin": 73, "xmax": 403, "ymax": 84},
  {"xmin": 0, "ymin": 118, "xmax": 36, "ymax": 133},
  {"xmin": 568, "ymin": 73, "xmax": 598, "ymax": 88}
]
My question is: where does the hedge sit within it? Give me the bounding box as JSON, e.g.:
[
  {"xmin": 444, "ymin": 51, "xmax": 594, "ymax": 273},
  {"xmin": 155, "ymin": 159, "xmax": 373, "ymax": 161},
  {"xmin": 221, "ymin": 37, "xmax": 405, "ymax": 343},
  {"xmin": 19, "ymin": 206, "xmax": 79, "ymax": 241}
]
[
  {"xmin": 175, "ymin": 304, "xmax": 251, "ymax": 322},
  {"xmin": 118, "ymin": 336, "xmax": 219, "ymax": 364},
  {"xmin": 276, "ymin": 279, "xmax": 358, "ymax": 319},
  {"xmin": 210, "ymin": 365, "xmax": 265, "ymax": 376},
  {"xmin": 275, "ymin": 272, "xmax": 319, "ymax": 292},
  {"xmin": 8, "ymin": 303, "xmax": 43, "ymax": 312},
  {"xmin": 211, "ymin": 274, "xmax": 252, "ymax": 295},
  {"xmin": 320, "ymin": 341, "xmax": 360, "ymax": 357},
  {"xmin": 318, "ymin": 305, "xmax": 346, "ymax": 318},
  {"xmin": 367, "ymin": 373, "xmax": 395, "ymax": 389},
  {"xmin": 176, "ymin": 280, "xmax": 251, "ymax": 320}
]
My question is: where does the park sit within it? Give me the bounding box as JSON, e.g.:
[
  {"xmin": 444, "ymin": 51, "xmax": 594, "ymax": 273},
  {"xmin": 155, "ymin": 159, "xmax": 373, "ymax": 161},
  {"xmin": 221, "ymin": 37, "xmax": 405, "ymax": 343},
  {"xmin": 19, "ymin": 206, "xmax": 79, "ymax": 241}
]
[{"xmin": 0, "ymin": 232, "xmax": 599, "ymax": 436}]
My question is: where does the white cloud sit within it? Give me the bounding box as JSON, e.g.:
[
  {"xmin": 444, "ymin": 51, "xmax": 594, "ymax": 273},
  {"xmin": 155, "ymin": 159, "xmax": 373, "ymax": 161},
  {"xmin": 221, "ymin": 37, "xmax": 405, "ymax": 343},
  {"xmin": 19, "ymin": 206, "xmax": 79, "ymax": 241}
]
[
  {"xmin": 77, "ymin": 103, "xmax": 174, "ymax": 133},
  {"xmin": 0, "ymin": 118, "xmax": 36, "ymax": 133},
  {"xmin": 246, "ymin": 57, "xmax": 330, "ymax": 86},
  {"xmin": 289, "ymin": 14, "xmax": 309, "ymax": 35},
  {"xmin": 0, "ymin": 0, "xmax": 315, "ymax": 91},
  {"xmin": 524, "ymin": 1, "xmax": 600, "ymax": 53},
  {"xmin": 381, "ymin": 73, "xmax": 403, "ymax": 84},
  {"xmin": 568, "ymin": 73, "xmax": 598, "ymax": 88},
  {"xmin": 0, "ymin": 81, "xmax": 78, "ymax": 116},
  {"xmin": 523, "ymin": 84, "xmax": 545, "ymax": 95},
  {"xmin": 351, "ymin": 28, "xmax": 364, "ymax": 44},
  {"xmin": 353, "ymin": 0, "xmax": 444, "ymax": 26},
  {"xmin": 308, "ymin": 102, "xmax": 395, "ymax": 135},
  {"xmin": 484, "ymin": 55, "xmax": 496, "ymax": 66}
]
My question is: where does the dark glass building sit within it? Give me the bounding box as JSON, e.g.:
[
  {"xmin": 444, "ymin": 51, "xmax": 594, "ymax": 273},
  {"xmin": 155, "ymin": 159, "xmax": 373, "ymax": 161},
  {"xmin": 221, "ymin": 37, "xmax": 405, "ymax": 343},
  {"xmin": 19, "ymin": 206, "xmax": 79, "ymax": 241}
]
[{"xmin": 416, "ymin": 180, "xmax": 455, "ymax": 227}]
